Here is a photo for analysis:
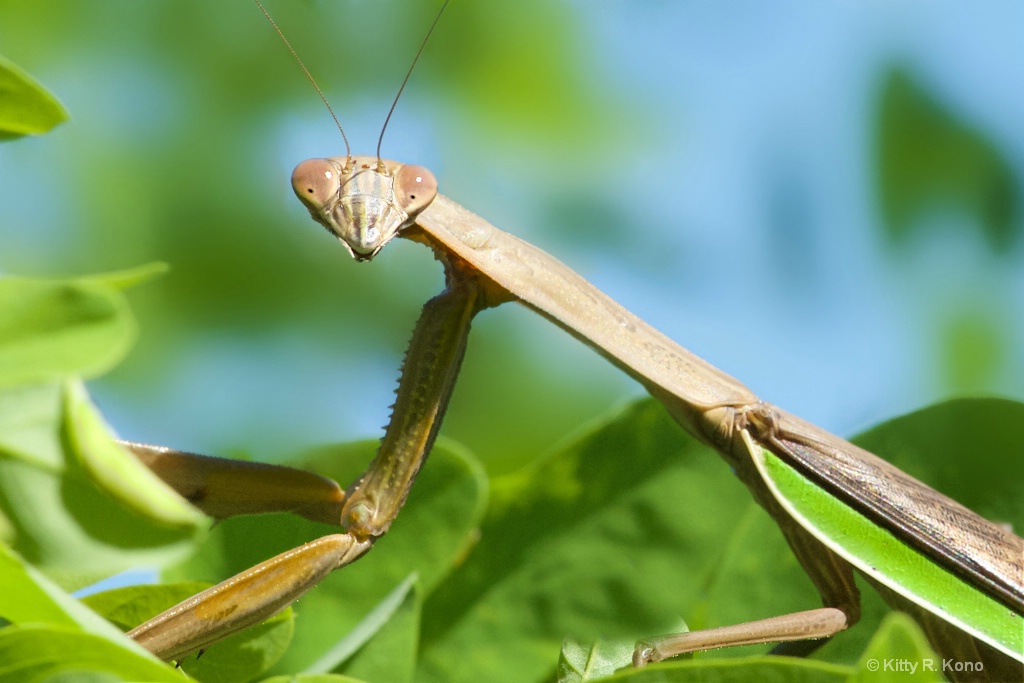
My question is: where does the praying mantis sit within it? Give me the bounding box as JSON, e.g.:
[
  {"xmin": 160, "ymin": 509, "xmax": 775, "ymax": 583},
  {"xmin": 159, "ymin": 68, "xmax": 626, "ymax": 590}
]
[{"xmin": 106, "ymin": 4, "xmax": 1024, "ymax": 681}]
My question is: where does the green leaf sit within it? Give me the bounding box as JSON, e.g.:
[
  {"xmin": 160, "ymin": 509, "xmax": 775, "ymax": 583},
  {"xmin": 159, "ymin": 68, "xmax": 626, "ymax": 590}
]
[
  {"xmin": 260, "ymin": 675, "xmax": 365, "ymax": 683},
  {"xmin": 0, "ymin": 543, "xmax": 174, "ymax": 679},
  {"xmin": 63, "ymin": 379, "xmax": 206, "ymax": 528},
  {"xmin": 0, "ymin": 543, "xmax": 130, "ymax": 642},
  {"xmin": 304, "ymin": 573, "xmax": 419, "ymax": 675},
  {"xmin": 336, "ymin": 575, "xmax": 421, "ymax": 683},
  {"xmin": 0, "ymin": 623, "xmax": 181, "ymax": 683},
  {"xmin": 0, "ymin": 277, "xmax": 135, "ymax": 388},
  {"xmin": 600, "ymin": 657, "xmax": 849, "ymax": 682},
  {"xmin": 853, "ymin": 397, "xmax": 1023, "ymax": 531},
  {"xmin": 177, "ymin": 610, "xmax": 294, "ymax": 683},
  {"xmin": 411, "ymin": 397, "xmax": 1023, "ymax": 681},
  {"xmin": 166, "ymin": 439, "xmax": 487, "ymax": 676},
  {"xmin": 417, "ymin": 400, "xmax": 811, "ymax": 683},
  {"xmin": 850, "ymin": 613, "xmax": 944, "ymax": 683},
  {"xmin": 875, "ymin": 67, "xmax": 1021, "ymax": 252},
  {"xmin": 0, "ymin": 382, "xmax": 204, "ymax": 591},
  {"xmin": 80, "ymin": 262, "xmax": 170, "ymax": 291},
  {"xmin": 558, "ymin": 636, "xmax": 635, "ymax": 682},
  {"xmin": 0, "ymin": 55, "xmax": 68, "ymax": 139}
]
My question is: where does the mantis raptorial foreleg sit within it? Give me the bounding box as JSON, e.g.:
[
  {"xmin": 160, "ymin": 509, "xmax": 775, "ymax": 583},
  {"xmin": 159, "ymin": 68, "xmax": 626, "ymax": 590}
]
[
  {"xmin": 126, "ymin": 262, "xmax": 489, "ymax": 660},
  {"xmin": 127, "ymin": 533, "xmax": 370, "ymax": 662},
  {"xmin": 122, "ymin": 442, "xmax": 346, "ymax": 525}
]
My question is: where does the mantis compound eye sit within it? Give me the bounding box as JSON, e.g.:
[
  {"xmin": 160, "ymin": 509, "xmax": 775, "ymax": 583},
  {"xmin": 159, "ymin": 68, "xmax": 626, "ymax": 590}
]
[
  {"xmin": 393, "ymin": 164, "xmax": 437, "ymax": 217},
  {"xmin": 291, "ymin": 158, "xmax": 342, "ymax": 213}
]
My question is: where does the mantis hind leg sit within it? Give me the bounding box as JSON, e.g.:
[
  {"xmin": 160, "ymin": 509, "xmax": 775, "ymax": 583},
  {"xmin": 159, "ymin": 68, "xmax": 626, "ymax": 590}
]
[
  {"xmin": 632, "ymin": 507, "xmax": 859, "ymax": 666},
  {"xmin": 633, "ymin": 429, "xmax": 861, "ymax": 666}
]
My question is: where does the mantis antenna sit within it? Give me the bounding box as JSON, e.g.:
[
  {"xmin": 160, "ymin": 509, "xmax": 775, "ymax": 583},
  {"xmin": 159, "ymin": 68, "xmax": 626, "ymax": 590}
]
[
  {"xmin": 253, "ymin": 0, "xmax": 351, "ymax": 166},
  {"xmin": 375, "ymin": 0, "xmax": 452, "ymax": 167},
  {"xmin": 254, "ymin": 0, "xmax": 451, "ymax": 173}
]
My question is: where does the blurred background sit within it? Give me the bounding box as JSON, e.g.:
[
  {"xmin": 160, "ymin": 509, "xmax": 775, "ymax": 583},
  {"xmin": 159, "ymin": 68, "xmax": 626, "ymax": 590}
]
[{"xmin": 1, "ymin": 0, "xmax": 1021, "ymax": 476}]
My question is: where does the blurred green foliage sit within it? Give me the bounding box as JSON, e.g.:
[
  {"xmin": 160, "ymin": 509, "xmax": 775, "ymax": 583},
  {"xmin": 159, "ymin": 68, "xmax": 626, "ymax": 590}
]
[
  {"xmin": 0, "ymin": 0, "xmax": 630, "ymax": 473},
  {"xmin": 0, "ymin": 277, "xmax": 206, "ymax": 593},
  {"xmin": 873, "ymin": 66, "xmax": 1021, "ymax": 398},
  {"xmin": 0, "ymin": 54, "xmax": 68, "ymax": 139},
  {"xmin": 0, "ymin": 276, "xmax": 133, "ymax": 387},
  {"xmin": 939, "ymin": 307, "xmax": 1007, "ymax": 393},
  {"xmin": 875, "ymin": 67, "xmax": 1021, "ymax": 253}
]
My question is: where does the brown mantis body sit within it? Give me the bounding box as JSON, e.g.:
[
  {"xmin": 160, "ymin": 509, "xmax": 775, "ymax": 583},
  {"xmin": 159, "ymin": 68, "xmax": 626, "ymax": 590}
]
[
  {"xmin": 119, "ymin": 3, "xmax": 1023, "ymax": 679},
  {"xmin": 122, "ymin": 154, "xmax": 1023, "ymax": 679}
]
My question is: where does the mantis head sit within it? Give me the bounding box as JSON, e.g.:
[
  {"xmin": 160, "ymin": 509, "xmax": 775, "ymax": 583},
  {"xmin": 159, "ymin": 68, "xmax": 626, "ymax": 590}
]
[{"xmin": 292, "ymin": 155, "xmax": 438, "ymax": 261}]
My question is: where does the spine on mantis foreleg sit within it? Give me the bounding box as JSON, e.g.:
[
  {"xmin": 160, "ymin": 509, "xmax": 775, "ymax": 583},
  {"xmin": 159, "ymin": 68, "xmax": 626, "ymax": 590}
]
[{"xmin": 339, "ymin": 270, "xmax": 485, "ymax": 540}]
